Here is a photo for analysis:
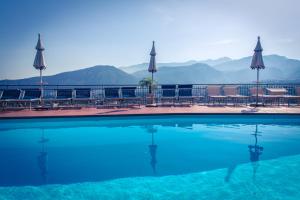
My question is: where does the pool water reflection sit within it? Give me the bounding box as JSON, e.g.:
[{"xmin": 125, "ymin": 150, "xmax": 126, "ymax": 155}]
[{"xmin": 0, "ymin": 115, "xmax": 299, "ymax": 187}]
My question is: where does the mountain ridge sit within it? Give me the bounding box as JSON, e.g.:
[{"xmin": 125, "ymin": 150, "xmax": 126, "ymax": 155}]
[
  {"xmin": 0, "ymin": 65, "xmax": 138, "ymax": 85},
  {"xmin": 1, "ymin": 55, "xmax": 300, "ymax": 85},
  {"xmin": 120, "ymin": 57, "xmax": 233, "ymax": 73}
]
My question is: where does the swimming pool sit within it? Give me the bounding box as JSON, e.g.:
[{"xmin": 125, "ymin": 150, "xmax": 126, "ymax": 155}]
[{"xmin": 0, "ymin": 114, "xmax": 300, "ymax": 199}]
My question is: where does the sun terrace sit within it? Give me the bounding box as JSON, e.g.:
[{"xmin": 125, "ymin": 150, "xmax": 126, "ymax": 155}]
[
  {"xmin": 0, "ymin": 83, "xmax": 300, "ymax": 118},
  {"xmin": 1, "ymin": 36, "xmax": 299, "ymax": 118}
]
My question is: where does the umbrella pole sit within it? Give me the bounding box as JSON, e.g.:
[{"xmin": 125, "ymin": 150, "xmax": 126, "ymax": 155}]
[
  {"xmin": 152, "ymin": 72, "xmax": 154, "ymax": 93},
  {"xmin": 256, "ymin": 69, "xmax": 259, "ymax": 107},
  {"xmin": 151, "ymin": 72, "xmax": 154, "ymax": 104},
  {"xmin": 151, "ymin": 72, "xmax": 153, "ymax": 85},
  {"xmin": 40, "ymin": 69, "xmax": 43, "ymax": 105}
]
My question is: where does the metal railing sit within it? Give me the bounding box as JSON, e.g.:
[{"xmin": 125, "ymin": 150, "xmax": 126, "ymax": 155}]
[{"xmin": 0, "ymin": 83, "xmax": 300, "ymax": 107}]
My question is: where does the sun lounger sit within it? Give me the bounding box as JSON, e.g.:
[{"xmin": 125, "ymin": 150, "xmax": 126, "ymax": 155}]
[
  {"xmin": 0, "ymin": 89, "xmax": 22, "ymax": 110},
  {"xmin": 54, "ymin": 89, "xmax": 73, "ymax": 108},
  {"xmin": 103, "ymin": 87, "xmax": 121, "ymax": 107},
  {"xmin": 0, "ymin": 89, "xmax": 21, "ymax": 100},
  {"xmin": 21, "ymin": 89, "xmax": 42, "ymax": 109},
  {"xmin": 73, "ymin": 88, "xmax": 93, "ymax": 107},
  {"xmin": 121, "ymin": 87, "xmax": 142, "ymax": 107},
  {"xmin": 249, "ymin": 87, "xmax": 265, "ymax": 105},
  {"xmin": 284, "ymin": 86, "xmax": 300, "ymax": 106},
  {"xmin": 207, "ymin": 85, "xmax": 226, "ymax": 105},
  {"xmin": 177, "ymin": 84, "xmax": 200, "ymax": 105},
  {"xmin": 264, "ymin": 88, "xmax": 287, "ymax": 105},
  {"xmin": 223, "ymin": 86, "xmax": 249, "ymax": 105},
  {"xmin": 23, "ymin": 89, "xmax": 41, "ymax": 100},
  {"xmin": 249, "ymin": 87, "xmax": 287, "ymax": 106},
  {"xmin": 160, "ymin": 85, "xmax": 176, "ymax": 106}
]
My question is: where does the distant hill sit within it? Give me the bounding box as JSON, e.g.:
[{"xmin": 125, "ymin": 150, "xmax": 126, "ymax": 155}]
[
  {"xmin": 0, "ymin": 65, "xmax": 138, "ymax": 85},
  {"xmin": 120, "ymin": 60, "xmax": 199, "ymax": 73},
  {"xmin": 1, "ymin": 55, "xmax": 299, "ymax": 85},
  {"xmin": 133, "ymin": 63, "xmax": 224, "ymax": 84},
  {"xmin": 200, "ymin": 57, "xmax": 232, "ymax": 66},
  {"xmin": 211, "ymin": 55, "xmax": 300, "ymax": 82},
  {"xmin": 121, "ymin": 58, "xmax": 232, "ymax": 73},
  {"xmin": 133, "ymin": 55, "xmax": 300, "ymax": 83}
]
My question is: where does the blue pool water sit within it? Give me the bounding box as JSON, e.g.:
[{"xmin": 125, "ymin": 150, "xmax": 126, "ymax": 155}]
[{"xmin": 0, "ymin": 114, "xmax": 300, "ymax": 199}]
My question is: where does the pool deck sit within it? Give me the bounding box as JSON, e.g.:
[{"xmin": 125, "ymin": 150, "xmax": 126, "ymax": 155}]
[{"xmin": 0, "ymin": 105, "xmax": 300, "ymax": 118}]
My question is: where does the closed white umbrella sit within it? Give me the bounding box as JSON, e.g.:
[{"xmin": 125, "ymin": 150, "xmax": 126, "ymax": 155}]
[
  {"xmin": 148, "ymin": 41, "xmax": 157, "ymax": 104},
  {"xmin": 148, "ymin": 41, "xmax": 157, "ymax": 82},
  {"xmin": 33, "ymin": 33, "xmax": 46, "ymax": 101},
  {"xmin": 250, "ymin": 36, "xmax": 265, "ymax": 107}
]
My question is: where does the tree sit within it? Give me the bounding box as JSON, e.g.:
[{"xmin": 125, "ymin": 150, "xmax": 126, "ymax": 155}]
[{"xmin": 139, "ymin": 77, "xmax": 157, "ymax": 94}]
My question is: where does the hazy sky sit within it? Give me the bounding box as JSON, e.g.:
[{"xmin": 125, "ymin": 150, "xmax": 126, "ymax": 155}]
[{"xmin": 0, "ymin": 0, "xmax": 299, "ymax": 79}]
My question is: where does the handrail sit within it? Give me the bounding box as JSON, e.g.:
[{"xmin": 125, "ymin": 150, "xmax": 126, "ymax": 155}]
[
  {"xmin": 1, "ymin": 83, "xmax": 300, "ymax": 87},
  {"xmin": 1, "ymin": 83, "xmax": 300, "ymax": 107}
]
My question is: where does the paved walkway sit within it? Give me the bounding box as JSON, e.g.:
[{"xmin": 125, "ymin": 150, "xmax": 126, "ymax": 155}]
[{"xmin": 0, "ymin": 105, "xmax": 300, "ymax": 118}]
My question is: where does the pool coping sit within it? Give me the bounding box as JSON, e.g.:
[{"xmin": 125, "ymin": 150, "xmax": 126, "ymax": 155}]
[{"xmin": 1, "ymin": 112, "xmax": 300, "ymax": 120}]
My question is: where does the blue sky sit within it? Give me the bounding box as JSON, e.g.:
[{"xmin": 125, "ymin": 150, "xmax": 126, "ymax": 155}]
[{"xmin": 0, "ymin": 0, "xmax": 299, "ymax": 79}]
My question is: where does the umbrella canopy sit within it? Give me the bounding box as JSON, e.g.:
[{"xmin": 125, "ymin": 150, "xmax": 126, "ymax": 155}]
[
  {"xmin": 250, "ymin": 36, "xmax": 265, "ymax": 70},
  {"xmin": 148, "ymin": 41, "xmax": 157, "ymax": 73},
  {"xmin": 33, "ymin": 34, "xmax": 46, "ymax": 70}
]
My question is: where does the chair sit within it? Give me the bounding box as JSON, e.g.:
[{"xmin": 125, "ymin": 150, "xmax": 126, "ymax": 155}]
[
  {"xmin": 223, "ymin": 86, "xmax": 249, "ymax": 105},
  {"xmin": 121, "ymin": 87, "xmax": 142, "ymax": 107},
  {"xmin": 284, "ymin": 86, "xmax": 300, "ymax": 106},
  {"xmin": 265, "ymin": 88, "xmax": 287, "ymax": 105},
  {"xmin": 23, "ymin": 89, "xmax": 41, "ymax": 100},
  {"xmin": 0, "ymin": 89, "xmax": 22, "ymax": 109},
  {"xmin": 103, "ymin": 87, "xmax": 121, "ymax": 107},
  {"xmin": 249, "ymin": 87, "xmax": 287, "ymax": 106},
  {"xmin": 249, "ymin": 87, "xmax": 265, "ymax": 105},
  {"xmin": 0, "ymin": 89, "xmax": 21, "ymax": 100},
  {"xmin": 55, "ymin": 89, "xmax": 73, "ymax": 107},
  {"xmin": 22, "ymin": 89, "xmax": 42, "ymax": 109},
  {"xmin": 207, "ymin": 85, "xmax": 226, "ymax": 105},
  {"xmin": 73, "ymin": 88, "xmax": 93, "ymax": 107},
  {"xmin": 160, "ymin": 85, "xmax": 176, "ymax": 106},
  {"xmin": 178, "ymin": 84, "xmax": 199, "ymax": 105}
]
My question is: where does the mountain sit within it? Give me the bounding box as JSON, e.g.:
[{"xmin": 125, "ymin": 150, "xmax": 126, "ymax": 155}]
[
  {"xmin": 120, "ymin": 60, "xmax": 199, "ymax": 73},
  {"xmin": 132, "ymin": 55, "xmax": 300, "ymax": 83},
  {"xmin": 1, "ymin": 55, "xmax": 299, "ymax": 85},
  {"xmin": 211, "ymin": 55, "xmax": 300, "ymax": 82},
  {"xmin": 0, "ymin": 65, "xmax": 138, "ymax": 85},
  {"xmin": 200, "ymin": 57, "xmax": 232, "ymax": 66},
  {"xmin": 121, "ymin": 58, "xmax": 232, "ymax": 74},
  {"xmin": 214, "ymin": 55, "xmax": 300, "ymax": 71},
  {"xmin": 133, "ymin": 63, "xmax": 224, "ymax": 84}
]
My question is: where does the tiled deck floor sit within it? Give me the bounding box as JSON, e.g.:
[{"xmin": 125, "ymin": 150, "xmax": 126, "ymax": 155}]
[{"xmin": 0, "ymin": 105, "xmax": 300, "ymax": 118}]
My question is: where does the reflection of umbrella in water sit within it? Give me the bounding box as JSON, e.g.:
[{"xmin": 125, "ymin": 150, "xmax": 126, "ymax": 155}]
[
  {"xmin": 248, "ymin": 124, "xmax": 264, "ymax": 179},
  {"xmin": 146, "ymin": 126, "xmax": 158, "ymax": 174},
  {"xmin": 225, "ymin": 163, "xmax": 237, "ymax": 183},
  {"xmin": 37, "ymin": 129, "xmax": 49, "ymax": 184}
]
